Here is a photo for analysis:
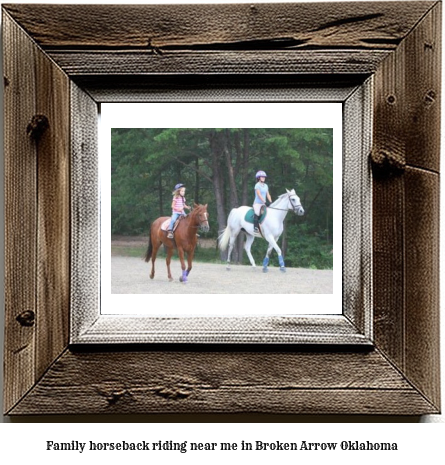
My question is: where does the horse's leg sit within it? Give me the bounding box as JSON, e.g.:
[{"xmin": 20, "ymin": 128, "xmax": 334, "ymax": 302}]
[
  {"xmin": 165, "ymin": 246, "xmax": 174, "ymax": 282},
  {"xmin": 266, "ymin": 235, "xmax": 286, "ymax": 272},
  {"xmin": 226, "ymin": 232, "xmax": 238, "ymax": 270},
  {"xmin": 186, "ymin": 248, "xmax": 194, "ymax": 277},
  {"xmin": 244, "ymin": 234, "xmax": 256, "ymax": 267},
  {"xmin": 177, "ymin": 247, "xmax": 188, "ymax": 283},
  {"xmin": 149, "ymin": 239, "xmax": 161, "ymax": 279},
  {"xmin": 262, "ymin": 243, "xmax": 274, "ymax": 273}
]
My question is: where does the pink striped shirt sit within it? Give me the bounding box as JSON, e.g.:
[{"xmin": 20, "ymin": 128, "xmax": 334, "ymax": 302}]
[{"xmin": 172, "ymin": 196, "xmax": 185, "ymax": 213}]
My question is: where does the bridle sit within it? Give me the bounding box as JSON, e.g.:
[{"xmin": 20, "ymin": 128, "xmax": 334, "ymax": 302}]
[
  {"xmin": 189, "ymin": 208, "xmax": 210, "ymax": 230},
  {"xmin": 267, "ymin": 194, "xmax": 302, "ymax": 213}
]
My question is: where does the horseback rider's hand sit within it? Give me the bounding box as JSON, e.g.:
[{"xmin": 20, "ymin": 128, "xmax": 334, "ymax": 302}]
[{"xmin": 266, "ymin": 200, "xmax": 271, "ymax": 207}]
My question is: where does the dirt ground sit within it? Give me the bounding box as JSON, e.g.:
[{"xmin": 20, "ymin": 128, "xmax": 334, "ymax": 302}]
[
  {"xmin": 111, "ymin": 235, "xmax": 216, "ymax": 249},
  {"xmin": 111, "ymin": 256, "xmax": 333, "ymax": 294}
]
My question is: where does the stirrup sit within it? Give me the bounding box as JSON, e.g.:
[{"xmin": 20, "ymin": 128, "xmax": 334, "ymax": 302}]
[{"xmin": 167, "ymin": 231, "xmax": 174, "ymax": 239}]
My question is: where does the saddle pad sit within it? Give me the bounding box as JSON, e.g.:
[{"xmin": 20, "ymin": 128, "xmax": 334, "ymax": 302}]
[
  {"xmin": 160, "ymin": 219, "xmax": 170, "ymax": 231},
  {"xmin": 161, "ymin": 217, "xmax": 182, "ymax": 232},
  {"xmin": 244, "ymin": 207, "xmax": 267, "ymax": 225}
]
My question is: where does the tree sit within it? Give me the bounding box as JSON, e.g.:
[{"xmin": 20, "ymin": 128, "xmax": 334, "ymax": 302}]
[{"xmin": 111, "ymin": 127, "xmax": 334, "ymax": 269}]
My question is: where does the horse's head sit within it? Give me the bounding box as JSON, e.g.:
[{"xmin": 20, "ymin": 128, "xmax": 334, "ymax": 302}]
[
  {"xmin": 286, "ymin": 189, "xmax": 305, "ymax": 216},
  {"xmin": 193, "ymin": 203, "xmax": 210, "ymax": 232}
]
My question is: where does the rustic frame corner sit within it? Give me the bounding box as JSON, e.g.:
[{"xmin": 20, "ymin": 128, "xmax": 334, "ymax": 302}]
[{"xmin": 3, "ymin": 2, "xmax": 441, "ymax": 416}]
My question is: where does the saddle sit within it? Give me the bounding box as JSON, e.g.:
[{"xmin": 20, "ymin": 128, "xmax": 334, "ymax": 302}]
[
  {"xmin": 244, "ymin": 206, "xmax": 267, "ymax": 225},
  {"xmin": 161, "ymin": 215, "xmax": 184, "ymax": 232}
]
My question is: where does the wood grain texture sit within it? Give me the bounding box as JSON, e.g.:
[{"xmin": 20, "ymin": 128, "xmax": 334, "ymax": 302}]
[
  {"xmin": 372, "ymin": 1, "xmax": 441, "ymax": 172},
  {"xmin": 70, "ymin": 83, "xmax": 99, "ymax": 340},
  {"xmin": 3, "ymin": 12, "xmax": 38, "ymax": 414},
  {"xmin": 372, "ymin": 2, "xmax": 441, "ymax": 411},
  {"xmin": 342, "ymin": 81, "xmax": 372, "ymax": 336},
  {"xmin": 80, "ymin": 75, "xmax": 364, "ymax": 103},
  {"xmin": 404, "ymin": 168, "xmax": 440, "ymax": 407},
  {"xmin": 404, "ymin": 2, "xmax": 441, "ymax": 172},
  {"xmin": 2, "ymin": 2, "xmax": 441, "ymax": 416},
  {"xmin": 3, "ymin": 10, "xmax": 71, "ymax": 412},
  {"xmin": 3, "ymin": 1, "xmax": 433, "ymax": 79},
  {"xmin": 35, "ymin": 36, "xmax": 71, "ymax": 381},
  {"xmin": 372, "ymin": 7, "xmax": 407, "ymax": 371},
  {"xmin": 46, "ymin": 50, "xmax": 391, "ymax": 77},
  {"xmin": 8, "ymin": 349, "xmax": 437, "ymax": 415},
  {"xmin": 372, "ymin": 175, "xmax": 405, "ymax": 368},
  {"xmin": 74, "ymin": 316, "xmax": 370, "ymax": 345},
  {"xmin": 2, "ymin": 2, "xmax": 435, "ymax": 49}
]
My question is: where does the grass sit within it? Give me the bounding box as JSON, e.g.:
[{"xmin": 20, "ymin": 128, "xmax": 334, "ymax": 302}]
[
  {"xmin": 111, "ymin": 244, "xmax": 222, "ymax": 263},
  {"xmin": 111, "ymin": 237, "xmax": 333, "ymax": 269}
]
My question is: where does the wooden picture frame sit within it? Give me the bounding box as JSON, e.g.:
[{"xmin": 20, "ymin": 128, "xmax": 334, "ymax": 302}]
[{"xmin": 2, "ymin": 2, "xmax": 441, "ymax": 415}]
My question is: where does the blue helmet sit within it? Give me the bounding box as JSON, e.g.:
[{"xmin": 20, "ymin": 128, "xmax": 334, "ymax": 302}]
[
  {"xmin": 256, "ymin": 170, "xmax": 267, "ymax": 179},
  {"xmin": 174, "ymin": 183, "xmax": 185, "ymax": 190}
]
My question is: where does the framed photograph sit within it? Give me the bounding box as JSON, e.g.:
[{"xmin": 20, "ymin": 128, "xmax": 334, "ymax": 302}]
[{"xmin": 3, "ymin": 2, "xmax": 440, "ymax": 415}]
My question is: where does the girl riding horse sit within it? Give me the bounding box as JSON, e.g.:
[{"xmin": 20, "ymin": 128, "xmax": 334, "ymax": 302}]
[{"xmin": 145, "ymin": 204, "xmax": 209, "ymax": 283}]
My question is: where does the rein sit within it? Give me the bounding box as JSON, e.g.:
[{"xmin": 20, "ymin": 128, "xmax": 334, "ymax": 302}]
[
  {"xmin": 267, "ymin": 194, "xmax": 301, "ymax": 212},
  {"xmin": 267, "ymin": 206, "xmax": 290, "ymax": 211},
  {"xmin": 184, "ymin": 208, "xmax": 208, "ymax": 229}
]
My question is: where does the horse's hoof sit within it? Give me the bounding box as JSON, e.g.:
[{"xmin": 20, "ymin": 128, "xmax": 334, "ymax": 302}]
[
  {"xmin": 280, "ymin": 267, "xmax": 286, "ymax": 272},
  {"xmin": 169, "ymin": 277, "xmax": 174, "ymax": 282},
  {"xmin": 263, "ymin": 267, "xmax": 268, "ymax": 273},
  {"xmin": 226, "ymin": 266, "xmax": 231, "ymax": 271},
  {"xmin": 150, "ymin": 275, "xmax": 154, "ymax": 280},
  {"xmin": 179, "ymin": 276, "xmax": 183, "ymax": 282}
]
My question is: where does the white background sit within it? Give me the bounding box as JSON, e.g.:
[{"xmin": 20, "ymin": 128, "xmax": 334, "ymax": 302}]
[
  {"xmin": 1, "ymin": 0, "xmax": 444, "ymax": 462},
  {"xmin": 101, "ymin": 102, "xmax": 343, "ymax": 315}
]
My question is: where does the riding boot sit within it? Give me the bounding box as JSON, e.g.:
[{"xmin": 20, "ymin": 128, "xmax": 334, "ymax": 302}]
[
  {"xmin": 254, "ymin": 214, "xmax": 259, "ymax": 233},
  {"xmin": 167, "ymin": 230, "xmax": 174, "ymax": 239}
]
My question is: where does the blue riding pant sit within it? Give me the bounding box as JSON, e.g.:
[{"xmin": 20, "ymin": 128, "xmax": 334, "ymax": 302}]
[{"xmin": 169, "ymin": 212, "xmax": 181, "ymax": 230}]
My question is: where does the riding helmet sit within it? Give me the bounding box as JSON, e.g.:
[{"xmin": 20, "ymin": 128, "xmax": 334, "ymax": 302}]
[
  {"xmin": 256, "ymin": 170, "xmax": 267, "ymax": 179},
  {"xmin": 174, "ymin": 183, "xmax": 185, "ymax": 190}
]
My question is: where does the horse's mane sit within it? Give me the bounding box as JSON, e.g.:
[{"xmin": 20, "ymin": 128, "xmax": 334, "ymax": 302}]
[
  {"xmin": 270, "ymin": 190, "xmax": 295, "ymax": 207},
  {"xmin": 191, "ymin": 204, "xmax": 206, "ymax": 212},
  {"xmin": 188, "ymin": 204, "xmax": 207, "ymax": 220}
]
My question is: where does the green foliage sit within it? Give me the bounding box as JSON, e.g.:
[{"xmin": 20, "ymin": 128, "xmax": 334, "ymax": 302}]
[
  {"xmin": 111, "ymin": 127, "xmax": 334, "ymax": 269},
  {"xmin": 283, "ymin": 224, "xmax": 333, "ymax": 269}
]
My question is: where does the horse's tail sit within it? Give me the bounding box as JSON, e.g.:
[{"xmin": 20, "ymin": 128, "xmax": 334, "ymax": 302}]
[
  {"xmin": 218, "ymin": 210, "xmax": 235, "ymax": 251},
  {"xmin": 144, "ymin": 225, "xmax": 153, "ymax": 262}
]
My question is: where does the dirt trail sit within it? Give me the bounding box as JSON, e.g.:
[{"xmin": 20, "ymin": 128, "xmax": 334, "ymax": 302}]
[{"xmin": 112, "ymin": 256, "xmax": 333, "ymax": 294}]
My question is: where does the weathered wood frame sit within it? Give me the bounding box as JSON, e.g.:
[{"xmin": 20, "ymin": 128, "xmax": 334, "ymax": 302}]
[
  {"xmin": 71, "ymin": 83, "xmax": 372, "ymax": 346},
  {"xmin": 3, "ymin": 2, "xmax": 441, "ymax": 415}
]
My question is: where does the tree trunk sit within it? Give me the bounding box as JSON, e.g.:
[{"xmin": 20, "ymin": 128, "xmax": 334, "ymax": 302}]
[
  {"xmin": 209, "ymin": 132, "xmax": 227, "ymax": 259},
  {"xmin": 223, "ymin": 129, "xmax": 239, "ymax": 207},
  {"xmin": 241, "ymin": 129, "xmax": 250, "ymax": 206},
  {"xmin": 223, "ymin": 130, "xmax": 242, "ymax": 262},
  {"xmin": 194, "ymin": 156, "xmax": 200, "ymax": 204},
  {"xmin": 158, "ymin": 171, "xmax": 164, "ymax": 217},
  {"xmin": 236, "ymin": 129, "xmax": 251, "ymax": 263}
]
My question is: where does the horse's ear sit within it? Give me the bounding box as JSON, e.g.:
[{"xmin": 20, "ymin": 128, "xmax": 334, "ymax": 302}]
[
  {"xmin": 194, "ymin": 202, "xmax": 198, "ymax": 208},
  {"xmin": 291, "ymin": 188, "xmax": 296, "ymax": 194},
  {"xmin": 286, "ymin": 188, "xmax": 290, "ymax": 194}
]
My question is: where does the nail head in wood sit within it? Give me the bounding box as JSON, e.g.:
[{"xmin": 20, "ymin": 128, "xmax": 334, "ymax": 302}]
[{"xmin": 424, "ymin": 90, "xmax": 436, "ymax": 105}]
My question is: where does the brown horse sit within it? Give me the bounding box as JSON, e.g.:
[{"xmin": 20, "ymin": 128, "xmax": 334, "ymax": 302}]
[{"xmin": 144, "ymin": 204, "xmax": 209, "ymax": 282}]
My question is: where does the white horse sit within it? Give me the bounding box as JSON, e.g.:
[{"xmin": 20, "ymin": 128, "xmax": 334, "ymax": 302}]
[{"xmin": 218, "ymin": 189, "xmax": 304, "ymax": 272}]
